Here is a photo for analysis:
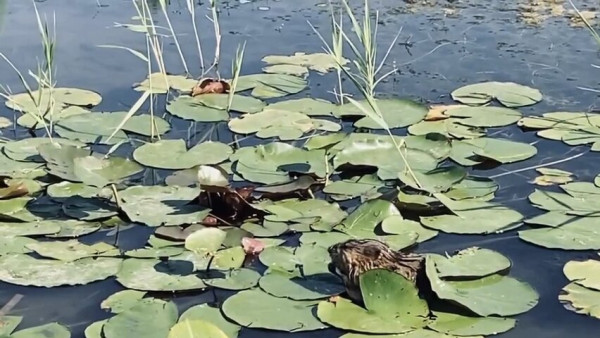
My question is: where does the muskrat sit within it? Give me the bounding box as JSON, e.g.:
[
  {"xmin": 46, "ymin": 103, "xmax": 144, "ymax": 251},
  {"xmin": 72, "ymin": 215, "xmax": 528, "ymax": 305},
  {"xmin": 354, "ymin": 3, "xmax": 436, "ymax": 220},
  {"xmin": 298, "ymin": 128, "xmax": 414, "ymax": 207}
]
[{"xmin": 328, "ymin": 239, "xmax": 424, "ymax": 303}]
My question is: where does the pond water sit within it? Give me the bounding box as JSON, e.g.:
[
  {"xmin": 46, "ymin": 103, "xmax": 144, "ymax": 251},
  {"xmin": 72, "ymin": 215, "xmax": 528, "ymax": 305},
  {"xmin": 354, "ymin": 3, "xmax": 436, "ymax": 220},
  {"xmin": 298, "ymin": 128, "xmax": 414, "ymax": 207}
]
[{"xmin": 1, "ymin": 0, "xmax": 600, "ymax": 337}]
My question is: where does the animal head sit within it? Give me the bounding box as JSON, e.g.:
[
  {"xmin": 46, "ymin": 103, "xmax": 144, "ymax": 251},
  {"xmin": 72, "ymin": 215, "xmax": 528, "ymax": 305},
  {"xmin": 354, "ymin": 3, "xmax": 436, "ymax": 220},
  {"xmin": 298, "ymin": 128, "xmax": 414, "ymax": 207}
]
[{"xmin": 327, "ymin": 239, "xmax": 392, "ymax": 278}]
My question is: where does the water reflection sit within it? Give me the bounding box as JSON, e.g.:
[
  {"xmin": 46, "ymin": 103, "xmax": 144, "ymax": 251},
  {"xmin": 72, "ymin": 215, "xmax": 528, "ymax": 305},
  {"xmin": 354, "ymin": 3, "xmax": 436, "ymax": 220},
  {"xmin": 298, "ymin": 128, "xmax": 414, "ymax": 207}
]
[{"xmin": 0, "ymin": 0, "xmax": 6, "ymax": 36}]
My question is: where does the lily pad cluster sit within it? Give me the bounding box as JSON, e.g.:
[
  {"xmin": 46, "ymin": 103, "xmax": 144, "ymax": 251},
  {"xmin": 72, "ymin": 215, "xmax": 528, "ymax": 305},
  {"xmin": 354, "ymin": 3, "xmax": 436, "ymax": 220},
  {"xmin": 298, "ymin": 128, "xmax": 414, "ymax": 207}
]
[
  {"xmin": 519, "ymin": 112, "xmax": 600, "ymax": 150},
  {"xmin": 559, "ymin": 258, "xmax": 600, "ymax": 319}
]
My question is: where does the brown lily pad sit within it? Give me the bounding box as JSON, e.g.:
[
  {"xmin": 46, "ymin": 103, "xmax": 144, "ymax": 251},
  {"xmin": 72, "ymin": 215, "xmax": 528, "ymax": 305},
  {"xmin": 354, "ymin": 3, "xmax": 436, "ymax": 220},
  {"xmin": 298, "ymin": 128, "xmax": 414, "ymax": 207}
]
[{"xmin": 191, "ymin": 78, "xmax": 231, "ymax": 96}]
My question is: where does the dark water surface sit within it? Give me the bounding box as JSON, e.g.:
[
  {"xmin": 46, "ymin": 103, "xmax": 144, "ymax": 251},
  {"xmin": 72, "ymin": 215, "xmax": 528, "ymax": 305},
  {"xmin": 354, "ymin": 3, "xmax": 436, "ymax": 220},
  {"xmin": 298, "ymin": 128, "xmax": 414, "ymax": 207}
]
[{"xmin": 1, "ymin": 0, "xmax": 600, "ymax": 337}]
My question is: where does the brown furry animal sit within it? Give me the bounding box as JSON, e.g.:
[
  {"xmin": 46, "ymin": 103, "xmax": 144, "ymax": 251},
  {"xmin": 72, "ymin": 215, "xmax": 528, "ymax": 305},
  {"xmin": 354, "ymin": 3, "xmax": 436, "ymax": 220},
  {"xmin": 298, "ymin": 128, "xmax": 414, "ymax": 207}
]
[{"xmin": 328, "ymin": 239, "xmax": 424, "ymax": 303}]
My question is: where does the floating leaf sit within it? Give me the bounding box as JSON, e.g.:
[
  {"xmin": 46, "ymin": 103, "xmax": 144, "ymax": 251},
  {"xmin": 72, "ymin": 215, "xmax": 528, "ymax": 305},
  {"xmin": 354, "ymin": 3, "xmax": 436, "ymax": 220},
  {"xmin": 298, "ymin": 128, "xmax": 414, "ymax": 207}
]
[
  {"xmin": 444, "ymin": 176, "xmax": 498, "ymax": 200},
  {"xmin": 518, "ymin": 112, "xmax": 600, "ymax": 150},
  {"xmin": 426, "ymin": 254, "xmax": 538, "ymax": 316},
  {"xmin": 168, "ymin": 320, "xmax": 228, "ymax": 338},
  {"xmin": 323, "ymin": 174, "xmax": 384, "ymax": 201},
  {"xmin": 428, "ymin": 311, "xmax": 515, "ymax": 336},
  {"xmin": 26, "ymin": 240, "xmax": 119, "ymax": 261},
  {"xmin": 228, "ymin": 109, "xmax": 340, "ymax": 140},
  {"xmin": 451, "ymin": 82, "xmax": 542, "ymax": 107},
  {"xmin": 222, "ymin": 289, "xmax": 326, "ymax": 332},
  {"xmin": 262, "ymin": 52, "xmax": 347, "ymax": 73},
  {"xmin": 559, "ymin": 282, "xmax": 600, "ymax": 319},
  {"xmin": 193, "ymin": 93, "xmax": 265, "ymax": 113},
  {"xmin": 0, "ymin": 151, "xmax": 45, "ymax": 179},
  {"xmin": 268, "ymin": 98, "xmax": 338, "ymax": 117},
  {"xmin": 101, "ymin": 290, "xmax": 147, "ymax": 314},
  {"xmin": 263, "ymin": 64, "xmax": 309, "ymax": 77},
  {"xmin": 421, "ymin": 194, "xmax": 523, "ymax": 234},
  {"xmin": 434, "ymin": 247, "xmax": 511, "ymax": 278},
  {"xmin": 47, "ymin": 181, "xmax": 99, "ymax": 199},
  {"xmin": 409, "ymin": 118, "xmax": 486, "ymax": 140},
  {"xmin": 259, "ymin": 270, "xmax": 345, "ymax": 300},
  {"xmin": 179, "ymin": 304, "xmax": 241, "ymax": 338},
  {"xmin": 0, "ymin": 316, "xmax": 22, "ymax": 336},
  {"xmin": 254, "ymin": 198, "xmax": 346, "ymax": 232},
  {"xmin": 0, "ymin": 236, "xmax": 35, "ymax": 255},
  {"xmin": 519, "ymin": 218, "xmax": 600, "ymax": 250},
  {"xmin": 564, "ymin": 260, "xmax": 600, "ymax": 291},
  {"xmin": 10, "ymin": 323, "xmax": 71, "ymax": 338},
  {"xmin": 46, "ymin": 219, "xmax": 103, "ymax": 238},
  {"xmin": 352, "ymin": 99, "xmax": 428, "ymax": 130},
  {"xmin": 167, "ymin": 95, "xmax": 229, "ymax": 122},
  {"xmin": 0, "ymin": 254, "xmax": 121, "ymax": 287},
  {"xmin": 55, "ymin": 112, "xmax": 170, "ymax": 144},
  {"xmin": 6, "ymin": 87, "xmax": 101, "ymax": 115},
  {"xmin": 0, "ymin": 220, "xmax": 61, "ymax": 237},
  {"xmin": 203, "ymin": 268, "xmax": 261, "ymax": 290},
  {"xmin": 381, "ymin": 216, "xmax": 438, "ymax": 243},
  {"xmin": 103, "ymin": 299, "xmax": 178, "ymax": 338},
  {"xmin": 116, "ymin": 258, "xmax": 206, "ymax": 291},
  {"xmin": 62, "ymin": 196, "xmax": 118, "ymax": 221},
  {"xmin": 125, "ymin": 246, "xmax": 184, "ymax": 258},
  {"xmin": 119, "ymin": 186, "xmax": 210, "ymax": 227},
  {"xmin": 185, "ymin": 228, "xmax": 227, "ymax": 254},
  {"xmin": 317, "ymin": 269, "xmax": 428, "ymax": 334},
  {"xmin": 3, "ymin": 137, "xmax": 85, "ymax": 162},
  {"xmin": 236, "ymin": 74, "xmax": 307, "ymax": 99},
  {"xmin": 444, "ymin": 106, "xmax": 522, "ymax": 127},
  {"xmin": 133, "ymin": 139, "xmax": 232, "ymax": 170}
]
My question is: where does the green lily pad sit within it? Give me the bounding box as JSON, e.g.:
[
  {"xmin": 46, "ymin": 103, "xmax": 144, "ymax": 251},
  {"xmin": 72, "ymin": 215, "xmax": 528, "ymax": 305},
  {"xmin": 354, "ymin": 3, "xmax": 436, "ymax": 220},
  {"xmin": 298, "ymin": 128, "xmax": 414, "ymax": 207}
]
[
  {"xmin": 38, "ymin": 143, "xmax": 142, "ymax": 187},
  {"xmin": 125, "ymin": 246, "xmax": 185, "ymax": 258},
  {"xmin": 445, "ymin": 106, "xmax": 522, "ymax": 127},
  {"xmin": 0, "ymin": 316, "xmax": 22, "ymax": 336},
  {"xmin": 119, "ymin": 185, "xmax": 210, "ymax": 227},
  {"xmin": 133, "ymin": 139, "xmax": 232, "ymax": 170},
  {"xmin": 116, "ymin": 258, "xmax": 206, "ymax": 291},
  {"xmin": 192, "ymin": 93, "xmax": 265, "ymax": 113},
  {"xmin": 428, "ymin": 311, "xmax": 515, "ymax": 336},
  {"xmin": 0, "ymin": 151, "xmax": 45, "ymax": 179},
  {"xmin": 434, "ymin": 247, "xmax": 511, "ymax": 278},
  {"xmin": 420, "ymin": 194, "xmax": 523, "ymax": 234},
  {"xmin": 426, "ymin": 254, "xmax": 538, "ymax": 316},
  {"xmin": 263, "ymin": 64, "xmax": 309, "ymax": 77},
  {"xmin": 564, "ymin": 260, "xmax": 600, "ymax": 291},
  {"xmin": 231, "ymin": 142, "xmax": 326, "ymax": 184},
  {"xmin": 299, "ymin": 232, "xmax": 352, "ymax": 248},
  {"xmin": 254, "ymin": 198, "xmax": 346, "ymax": 231},
  {"xmin": 409, "ymin": 119, "xmax": 486, "ymax": 140},
  {"xmin": 0, "ymin": 236, "xmax": 35, "ymax": 255},
  {"xmin": 352, "ymin": 99, "xmax": 428, "ymax": 130},
  {"xmin": 450, "ymin": 138, "xmax": 537, "ymax": 165},
  {"xmin": 323, "ymin": 174, "xmax": 384, "ymax": 201},
  {"xmin": 101, "ymin": 290, "xmax": 147, "ymax": 314},
  {"xmin": 55, "ymin": 111, "xmax": 170, "ymax": 144},
  {"xmin": 84, "ymin": 320, "xmax": 107, "ymax": 338},
  {"xmin": 519, "ymin": 218, "xmax": 600, "ymax": 250},
  {"xmin": 185, "ymin": 228, "xmax": 226, "ymax": 254},
  {"xmin": 10, "ymin": 323, "xmax": 71, "ymax": 338},
  {"xmin": 179, "ymin": 304, "xmax": 241, "ymax": 338},
  {"xmin": 47, "ymin": 182, "xmax": 99, "ymax": 199},
  {"xmin": 451, "ymin": 82, "xmax": 542, "ymax": 107},
  {"xmin": 259, "ymin": 269, "xmax": 345, "ymax": 300},
  {"xmin": 381, "ymin": 216, "xmax": 439, "ymax": 243},
  {"xmin": 0, "ymin": 220, "xmax": 60, "ymax": 237},
  {"xmin": 202, "ymin": 268, "xmax": 261, "ymax": 290},
  {"xmin": 268, "ymin": 98, "xmax": 338, "ymax": 117},
  {"xmin": 103, "ymin": 299, "xmax": 178, "ymax": 338},
  {"xmin": 518, "ymin": 112, "xmax": 600, "ymax": 150},
  {"xmin": 228, "ymin": 109, "xmax": 340, "ymax": 140},
  {"xmin": 240, "ymin": 220, "xmax": 288, "ymax": 237},
  {"xmin": 166, "ymin": 95, "xmax": 229, "ymax": 122},
  {"xmin": 236, "ymin": 74, "xmax": 307, "ymax": 99},
  {"xmin": 398, "ymin": 166, "xmax": 467, "ymax": 194},
  {"xmin": 134, "ymin": 73, "xmax": 197, "ymax": 93},
  {"xmin": 3, "ymin": 137, "xmax": 85, "ymax": 162},
  {"xmin": 6, "ymin": 87, "xmax": 101, "ymax": 117},
  {"xmin": 559, "ymin": 282, "xmax": 600, "ymax": 319},
  {"xmin": 317, "ymin": 269, "xmax": 429, "ymax": 334},
  {"xmin": 222, "ymin": 289, "xmax": 326, "ymax": 332},
  {"xmin": 46, "ymin": 219, "xmax": 103, "ymax": 238},
  {"xmin": 445, "ymin": 177, "xmax": 498, "ymax": 200},
  {"xmin": 0, "ymin": 254, "xmax": 122, "ymax": 287},
  {"xmin": 26, "ymin": 240, "xmax": 119, "ymax": 261},
  {"xmin": 262, "ymin": 52, "xmax": 347, "ymax": 74},
  {"xmin": 168, "ymin": 320, "xmax": 228, "ymax": 338}
]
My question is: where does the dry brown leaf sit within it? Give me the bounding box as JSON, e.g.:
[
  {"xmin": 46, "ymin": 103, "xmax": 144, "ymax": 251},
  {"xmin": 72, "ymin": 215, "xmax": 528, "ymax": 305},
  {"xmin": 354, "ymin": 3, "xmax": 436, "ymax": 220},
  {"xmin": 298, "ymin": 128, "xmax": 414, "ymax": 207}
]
[
  {"xmin": 533, "ymin": 175, "xmax": 573, "ymax": 186},
  {"xmin": 425, "ymin": 104, "xmax": 464, "ymax": 121},
  {"xmin": 0, "ymin": 178, "xmax": 28, "ymax": 199},
  {"xmin": 191, "ymin": 78, "xmax": 231, "ymax": 96}
]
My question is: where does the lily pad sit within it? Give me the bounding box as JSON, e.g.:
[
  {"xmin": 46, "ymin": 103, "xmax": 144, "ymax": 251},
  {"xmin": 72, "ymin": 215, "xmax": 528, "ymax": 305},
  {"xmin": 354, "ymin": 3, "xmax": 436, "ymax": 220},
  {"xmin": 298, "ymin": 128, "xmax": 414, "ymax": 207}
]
[
  {"xmin": 381, "ymin": 216, "xmax": 439, "ymax": 243},
  {"xmin": 564, "ymin": 260, "xmax": 600, "ymax": 291},
  {"xmin": 433, "ymin": 247, "xmax": 511, "ymax": 278},
  {"xmin": 47, "ymin": 181, "xmax": 99, "ymax": 199},
  {"xmin": 317, "ymin": 269, "xmax": 429, "ymax": 334},
  {"xmin": 133, "ymin": 139, "xmax": 232, "ymax": 170},
  {"xmin": 352, "ymin": 99, "xmax": 428, "ymax": 130},
  {"xmin": 168, "ymin": 320, "xmax": 228, "ymax": 338},
  {"xmin": 426, "ymin": 254, "xmax": 539, "ymax": 316},
  {"xmin": 119, "ymin": 185, "xmax": 210, "ymax": 227},
  {"xmin": 46, "ymin": 219, "xmax": 103, "ymax": 238},
  {"xmin": 55, "ymin": 111, "xmax": 170, "ymax": 144},
  {"xmin": 263, "ymin": 64, "xmax": 309, "ymax": 77},
  {"xmin": 116, "ymin": 258, "xmax": 206, "ymax": 291},
  {"xmin": 444, "ymin": 106, "xmax": 522, "ymax": 127},
  {"xmin": 519, "ymin": 218, "xmax": 600, "ymax": 250},
  {"xmin": 0, "ymin": 220, "xmax": 61, "ymax": 237},
  {"xmin": 0, "ymin": 254, "xmax": 122, "ymax": 287},
  {"xmin": 192, "ymin": 93, "xmax": 265, "ymax": 113},
  {"xmin": 268, "ymin": 98, "xmax": 339, "ymax": 117},
  {"xmin": 559, "ymin": 282, "xmax": 600, "ymax": 319},
  {"xmin": 134, "ymin": 73, "xmax": 197, "ymax": 93},
  {"xmin": 236, "ymin": 74, "xmax": 307, "ymax": 99},
  {"xmin": 228, "ymin": 109, "xmax": 340, "ymax": 140},
  {"xmin": 125, "ymin": 246, "xmax": 185, "ymax": 258},
  {"xmin": 254, "ymin": 198, "xmax": 346, "ymax": 231},
  {"xmin": 26, "ymin": 240, "xmax": 119, "ymax": 261},
  {"xmin": 428, "ymin": 311, "xmax": 515, "ymax": 336},
  {"xmin": 10, "ymin": 323, "xmax": 71, "ymax": 338},
  {"xmin": 519, "ymin": 112, "xmax": 600, "ymax": 150},
  {"xmin": 259, "ymin": 270, "xmax": 345, "ymax": 300},
  {"xmin": 103, "ymin": 299, "xmax": 178, "ymax": 338},
  {"xmin": 0, "ymin": 236, "xmax": 35, "ymax": 255},
  {"xmin": 222, "ymin": 289, "xmax": 326, "ymax": 332},
  {"xmin": 262, "ymin": 52, "xmax": 347, "ymax": 74},
  {"xmin": 179, "ymin": 304, "xmax": 241, "ymax": 338},
  {"xmin": 420, "ymin": 194, "xmax": 523, "ymax": 234},
  {"xmin": 0, "ymin": 151, "xmax": 45, "ymax": 179},
  {"xmin": 0, "ymin": 316, "xmax": 22, "ymax": 336},
  {"xmin": 185, "ymin": 228, "xmax": 227, "ymax": 254},
  {"xmin": 3, "ymin": 137, "xmax": 85, "ymax": 162},
  {"xmin": 451, "ymin": 82, "xmax": 542, "ymax": 107},
  {"xmin": 166, "ymin": 95, "xmax": 230, "ymax": 122},
  {"xmin": 101, "ymin": 290, "xmax": 147, "ymax": 314},
  {"xmin": 202, "ymin": 268, "xmax": 261, "ymax": 290}
]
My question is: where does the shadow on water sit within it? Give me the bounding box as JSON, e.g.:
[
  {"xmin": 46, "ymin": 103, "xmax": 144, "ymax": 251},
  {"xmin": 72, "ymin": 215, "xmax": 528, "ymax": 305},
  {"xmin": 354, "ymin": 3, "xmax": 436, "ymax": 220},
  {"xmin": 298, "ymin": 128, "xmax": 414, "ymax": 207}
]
[{"xmin": 0, "ymin": 0, "xmax": 600, "ymax": 337}]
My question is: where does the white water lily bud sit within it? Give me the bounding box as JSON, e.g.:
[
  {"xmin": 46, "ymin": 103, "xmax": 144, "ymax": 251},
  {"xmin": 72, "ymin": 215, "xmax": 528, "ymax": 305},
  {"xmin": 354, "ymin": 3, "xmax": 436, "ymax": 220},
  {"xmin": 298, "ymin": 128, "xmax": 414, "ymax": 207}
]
[{"xmin": 197, "ymin": 165, "xmax": 229, "ymax": 187}]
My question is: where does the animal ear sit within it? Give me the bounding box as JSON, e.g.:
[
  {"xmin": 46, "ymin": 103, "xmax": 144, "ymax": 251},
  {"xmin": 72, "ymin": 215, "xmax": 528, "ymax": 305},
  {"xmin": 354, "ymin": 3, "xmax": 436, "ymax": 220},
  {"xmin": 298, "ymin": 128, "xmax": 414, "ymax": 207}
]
[{"xmin": 363, "ymin": 246, "xmax": 381, "ymax": 259}]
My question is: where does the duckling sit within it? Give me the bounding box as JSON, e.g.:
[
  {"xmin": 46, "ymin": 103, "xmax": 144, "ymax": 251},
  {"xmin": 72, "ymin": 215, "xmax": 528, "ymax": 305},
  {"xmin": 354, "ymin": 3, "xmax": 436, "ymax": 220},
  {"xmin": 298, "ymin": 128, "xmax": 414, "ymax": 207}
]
[{"xmin": 328, "ymin": 239, "xmax": 424, "ymax": 303}]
